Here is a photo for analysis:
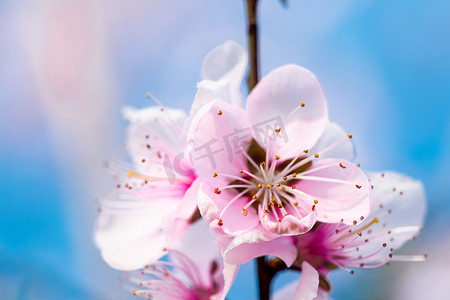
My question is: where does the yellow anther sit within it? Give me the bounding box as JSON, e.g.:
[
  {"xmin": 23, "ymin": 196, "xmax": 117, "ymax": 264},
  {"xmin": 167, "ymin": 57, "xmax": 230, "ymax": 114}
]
[
  {"xmin": 252, "ymin": 195, "xmax": 258, "ymax": 200},
  {"xmin": 281, "ymin": 186, "xmax": 285, "ymax": 191},
  {"xmin": 294, "ymin": 202, "xmax": 298, "ymax": 206},
  {"xmin": 213, "ymin": 172, "xmax": 218, "ymax": 178},
  {"xmin": 257, "ymin": 184, "xmax": 262, "ymax": 188},
  {"xmin": 314, "ymin": 154, "xmax": 319, "ymax": 158},
  {"xmin": 268, "ymin": 201, "xmax": 275, "ymax": 206},
  {"xmin": 242, "ymin": 209, "xmax": 248, "ymax": 216},
  {"xmin": 301, "ymin": 102, "xmax": 305, "ymax": 107},
  {"xmin": 291, "ymin": 185, "xmax": 296, "ymax": 189},
  {"xmin": 240, "ymin": 169, "xmax": 244, "ymax": 174},
  {"xmin": 218, "ymin": 110, "xmax": 223, "ymax": 116},
  {"xmin": 275, "ymin": 128, "xmax": 281, "ymax": 133},
  {"xmin": 292, "ymin": 172, "xmax": 297, "ymax": 178},
  {"xmin": 266, "ymin": 184, "xmax": 271, "ymax": 189},
  {"xmin": 303, "ymin": 149, "xmax": 309, "ymax": 153},
  {"xmin": 275, "ymin": 155, "xmax": 280, "ymax": 160},
  {"xmin": 314, "ymin": 200, "xmax": 318, "ymax": 204},
  {"xmin": 260, "ymin": 162, "xmax": 266, "ymax": 166},
  {"xmin": 348, "ymin": 134, "xmax": 353, "ymax": 139},
  {"xmin": 283, "ymin": 176, "xmax": 288, "ymax": 181},
  {"xmin": 128, "ymin": 170, "xmax": 134, "ymax": 177}
]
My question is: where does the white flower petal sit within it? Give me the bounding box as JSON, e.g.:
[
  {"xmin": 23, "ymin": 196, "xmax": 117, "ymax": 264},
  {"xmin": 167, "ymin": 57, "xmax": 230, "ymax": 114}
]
[
  {"xmin": 122, "ymin": 106, "xmax": 187, "ymax": 174},
  {"xmin": 310, "ymin": 122, "xmax": 355, "ymax": 161},
  {"xmin": 201, "ymin": 40, "xmax": 247, "ymax": 85},
  {"xmin": 355, "ymin": 171, "xmax": 426, "ymax": 259},
  {"xmin": 186, "ymin": 41, "xmax": 247, "ymax": 131}
]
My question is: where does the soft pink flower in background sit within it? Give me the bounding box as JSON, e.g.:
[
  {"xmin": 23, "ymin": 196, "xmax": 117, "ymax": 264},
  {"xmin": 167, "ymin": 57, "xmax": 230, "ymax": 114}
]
[
  {"xmin": 125, "ymin": 221, "xmax": 238, "ymax": 300},
  {"xmin": 94, "ymin": 41, "xmax": 247, "ymax": 271}
]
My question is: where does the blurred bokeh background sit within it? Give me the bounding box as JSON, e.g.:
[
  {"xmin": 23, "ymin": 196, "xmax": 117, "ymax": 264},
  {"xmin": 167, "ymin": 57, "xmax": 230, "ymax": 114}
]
[{"xmin": 1, "ymin": 0, "xmax": 449, "ymax": 299}]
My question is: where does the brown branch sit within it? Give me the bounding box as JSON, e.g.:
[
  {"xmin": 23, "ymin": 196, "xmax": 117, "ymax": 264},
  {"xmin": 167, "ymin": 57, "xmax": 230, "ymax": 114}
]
[
  {"xmin": 256, "ymin": 257, "xmax": 287, "ymax": 300},
  {"xmin": 246, "ymin": 0, "xmax": 260, "ymax": 92}
]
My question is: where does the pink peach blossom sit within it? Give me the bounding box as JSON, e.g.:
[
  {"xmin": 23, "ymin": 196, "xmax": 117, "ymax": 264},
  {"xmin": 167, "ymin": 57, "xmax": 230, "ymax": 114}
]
[{"xmin": 188, "ymin": 64, "xmax": 371, "ymax": 250}]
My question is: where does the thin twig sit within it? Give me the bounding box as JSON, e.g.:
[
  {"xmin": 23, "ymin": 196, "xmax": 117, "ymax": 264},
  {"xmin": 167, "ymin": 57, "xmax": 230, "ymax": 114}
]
[{"xmin": 246, "ymin": 0, "xmax": 259, "ymax": 91}]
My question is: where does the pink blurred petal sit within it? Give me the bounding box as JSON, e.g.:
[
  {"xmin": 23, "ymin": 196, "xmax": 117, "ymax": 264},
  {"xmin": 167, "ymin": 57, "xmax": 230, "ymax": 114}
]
[{"xmin": 98, "ymin": 231, "xmax": 165, "ymax": 271}]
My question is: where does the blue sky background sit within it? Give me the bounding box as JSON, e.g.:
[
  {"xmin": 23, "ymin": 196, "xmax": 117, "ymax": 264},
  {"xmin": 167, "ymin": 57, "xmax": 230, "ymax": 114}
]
[{"xmin": 1, "ymin": 0, "xmax": 449, "ymax": 299}]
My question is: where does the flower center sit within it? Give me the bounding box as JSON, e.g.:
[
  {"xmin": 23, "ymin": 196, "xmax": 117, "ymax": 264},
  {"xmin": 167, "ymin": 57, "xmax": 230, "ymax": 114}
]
[
  {"xmin": 215, "ymin": 139, "xmax": 318, "ymax": 222},
  {"xmin": 212, "ymin": 130, "xmax": 361, "ymax": 226}
]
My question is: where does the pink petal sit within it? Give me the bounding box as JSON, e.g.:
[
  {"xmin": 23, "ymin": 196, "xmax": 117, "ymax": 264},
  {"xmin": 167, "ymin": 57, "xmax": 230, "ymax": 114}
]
[
  {"xmin": 175, "ymin": 178, "xmax": 201, "ymax": 220},
  {"xmin": 295, "ymin": 261, "xmax": 319, "ymax": 300},
  {"xmin": 198, "ymin": 183, "xmax": 259, "ymax": 235},
  {"xmin": 261, "ymin": 210, "xmax": 317, "ymax": 236},
  {"xmin": 196, "ymin": 183, "xmax": 237, "ymax": 251},
  {"xmin": 246, "ymin": 65, "xmax": 328, "ymax": 159},
  {"xmin": 187, "ymin": 99, "xmax": 252, "ymax": 188},
  {"xmin": 197, "ymin": 182, "xmax": 221, "ymax": 223},
  {"xmin": 296, "ymin": 158, "xmax": 371, "ymax": 225},
  {"xmin": 310, "ymin": 122, "xmax": 355, "ymax": 161},
  {"xmin": 224, "ymin": 233, "xmax": 297, "ymax": 266}
]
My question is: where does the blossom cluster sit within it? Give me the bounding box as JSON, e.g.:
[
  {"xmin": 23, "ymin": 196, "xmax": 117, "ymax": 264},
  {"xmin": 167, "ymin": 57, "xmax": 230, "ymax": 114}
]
[{"xmin": 94, "ymin": 41, "xmax": 426, "ymax": 299}]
